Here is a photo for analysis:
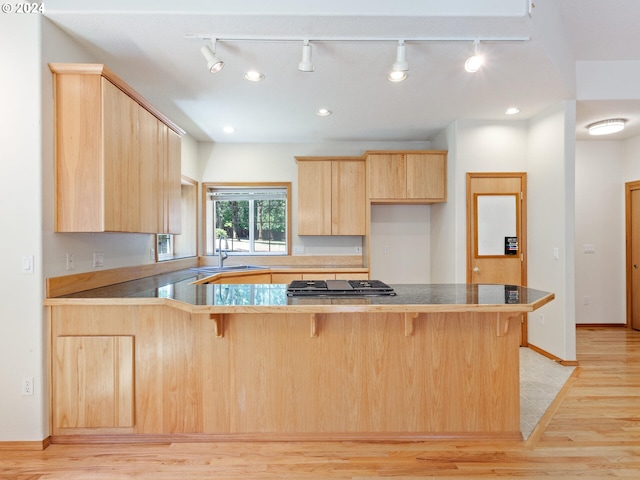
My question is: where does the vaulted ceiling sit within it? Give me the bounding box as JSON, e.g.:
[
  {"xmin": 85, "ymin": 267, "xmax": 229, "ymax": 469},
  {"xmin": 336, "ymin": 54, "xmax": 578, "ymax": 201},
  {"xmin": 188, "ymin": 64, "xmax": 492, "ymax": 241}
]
[{"xmin": 43, "ymin": 0, "xmax": 640, "ymax": 143}]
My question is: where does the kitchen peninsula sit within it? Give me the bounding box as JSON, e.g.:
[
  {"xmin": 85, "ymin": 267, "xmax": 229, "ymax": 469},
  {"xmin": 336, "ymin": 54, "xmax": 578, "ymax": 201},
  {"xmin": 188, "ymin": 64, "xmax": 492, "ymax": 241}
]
[{"xmin": 45, "ymin": 270, "xmax": 553, "ymax": 443}]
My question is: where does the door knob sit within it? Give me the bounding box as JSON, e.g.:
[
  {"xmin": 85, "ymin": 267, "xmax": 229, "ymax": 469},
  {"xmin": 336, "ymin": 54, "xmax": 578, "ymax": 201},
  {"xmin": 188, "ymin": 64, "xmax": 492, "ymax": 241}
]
[{"xmin": 473, "ymin": 267, "xmax": 480, "ymax": 273}]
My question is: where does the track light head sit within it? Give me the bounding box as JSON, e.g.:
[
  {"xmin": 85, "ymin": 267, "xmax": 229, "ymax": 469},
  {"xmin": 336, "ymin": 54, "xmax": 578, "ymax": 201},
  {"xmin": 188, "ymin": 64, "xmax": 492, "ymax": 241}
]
[
  {"xmin": 464, "ymin": 40, "xmax": 483, "ymax": 73},
  {"xmin": 201, "ymin": 40, "xmax": 224, "ymax": 73},
  {"xmin": 388, "ymin": 41, "xmax": 408, "ymax": 82},
  {"xmin": 298, "ymin": 41, "xmax": 314, "ymax": 72}
]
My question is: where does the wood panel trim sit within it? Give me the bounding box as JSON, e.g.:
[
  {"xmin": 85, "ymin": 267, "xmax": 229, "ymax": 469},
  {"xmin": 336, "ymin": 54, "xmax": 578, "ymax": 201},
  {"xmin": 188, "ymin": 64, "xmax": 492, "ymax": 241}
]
[
  {"xmin": 49, "ymin": 431, "xmax": 522, "ymax": 445},
  {"xmin": 46, "ymin": 257, "xmax": 198, "ymax": 297},
  {"xmin": 527, "ymin": 342, "xmax": 580, "ymax": 366},
  {"xmin": 0, "ymin": 437, "xmax": 50, "ymax": 451},
  {"xmin": 49, "ymin": 63, "xmax": 185, "ymax": 136}
]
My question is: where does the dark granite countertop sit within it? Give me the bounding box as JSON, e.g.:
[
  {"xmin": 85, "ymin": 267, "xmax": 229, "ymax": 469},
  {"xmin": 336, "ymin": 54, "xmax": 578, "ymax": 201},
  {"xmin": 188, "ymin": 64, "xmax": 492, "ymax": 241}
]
[{"xmin": 47, "ymin": 269, "xmax": 554, "ymax": 313}]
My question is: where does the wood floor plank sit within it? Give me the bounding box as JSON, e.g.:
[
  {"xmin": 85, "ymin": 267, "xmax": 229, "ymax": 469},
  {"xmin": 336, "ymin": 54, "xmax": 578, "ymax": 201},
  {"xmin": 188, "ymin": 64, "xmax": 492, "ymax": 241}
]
[{"xmin": 1, "ymin": 326, "xmax": 639, "ymax": 479}]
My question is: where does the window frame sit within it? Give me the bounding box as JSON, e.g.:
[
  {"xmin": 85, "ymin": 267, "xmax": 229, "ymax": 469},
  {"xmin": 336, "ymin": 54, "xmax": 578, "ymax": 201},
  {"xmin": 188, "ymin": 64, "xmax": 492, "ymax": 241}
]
[{"xmin": 202, "ymin": 182, "xmax": 292, "ymax": 257}]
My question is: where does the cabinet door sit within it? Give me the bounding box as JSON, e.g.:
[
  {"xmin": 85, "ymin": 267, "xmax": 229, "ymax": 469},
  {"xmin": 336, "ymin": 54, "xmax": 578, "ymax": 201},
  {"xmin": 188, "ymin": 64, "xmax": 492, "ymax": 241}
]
[
  {"xmin": 332, "ymin": 160, "xmax": 366, "ymax": 235},
  {"xmin": 54, "ymin": 335, "xmax": 134, "ymax": 429},
  {"xmin": 406, "ymin": 153, "xmax": 447, "ymax": 201},
  {"xmin": 298, "ymin": 161, "xmax": 332, "ymax": 235},
  {"xmin": 138, "ymin": 108, "xmax": 163, "ymax": 233},
  {"xmin": 367, "ymin": 154, "xmax": 406, "ymax": 199},
  {"xmin": 165, "ymin": 128, "xmax": 182, "ymax": 234},
  {"xmin": 102, "ymin": 79, "xmax": 140, "ymax": 232}
]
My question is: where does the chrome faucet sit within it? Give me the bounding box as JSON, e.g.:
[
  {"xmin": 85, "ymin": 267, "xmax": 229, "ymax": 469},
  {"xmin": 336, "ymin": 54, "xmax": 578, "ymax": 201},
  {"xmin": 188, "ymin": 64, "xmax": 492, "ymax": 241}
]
[{"xmin": 217, "ymin": 232, "xmax": 228, "ymax": 268}]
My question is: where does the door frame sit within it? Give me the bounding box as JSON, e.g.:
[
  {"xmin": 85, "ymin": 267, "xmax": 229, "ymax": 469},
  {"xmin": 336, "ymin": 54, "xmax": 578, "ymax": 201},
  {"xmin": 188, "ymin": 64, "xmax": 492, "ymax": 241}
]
[
  {"xmin": 466, "ymin": 172, "xmax": 528, "ymax": 286},
  {"xmin": 624, "ymin": 180, "xmax": 640, "ymax": 328}
]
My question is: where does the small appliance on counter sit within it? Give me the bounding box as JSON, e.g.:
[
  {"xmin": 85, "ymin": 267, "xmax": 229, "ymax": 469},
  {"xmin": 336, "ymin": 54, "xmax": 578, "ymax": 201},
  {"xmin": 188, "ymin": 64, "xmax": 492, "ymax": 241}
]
[{"xmin": 286, "ymin": 279, "xmax": 396, "ymax": 297}]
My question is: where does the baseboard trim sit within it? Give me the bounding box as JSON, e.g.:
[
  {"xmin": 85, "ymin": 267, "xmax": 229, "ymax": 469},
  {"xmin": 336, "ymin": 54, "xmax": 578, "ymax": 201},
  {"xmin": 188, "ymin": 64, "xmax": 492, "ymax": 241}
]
[
  {"xmin": 0, "ymin": 437, "xmax": 51, "ymax": 451},
  {"xmin": 576, "ymin": 323, "xmax": 627, "ymax": 328},
  {"xmin": 50, "ymin": 431, "xmax": 523, "ymax": 445},
  {"xmin": 527, "ymin": 343, "xmax": 580, "ymax": 367}
]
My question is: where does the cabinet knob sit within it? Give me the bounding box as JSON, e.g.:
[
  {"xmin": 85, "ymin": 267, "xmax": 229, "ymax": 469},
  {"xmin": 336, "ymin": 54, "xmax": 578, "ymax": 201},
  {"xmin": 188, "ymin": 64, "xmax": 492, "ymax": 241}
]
[
  {"xmin": 473, "ymin": 267, "xmax": 480, "ymax": 273},
  {"xmin": 634, "ymin": 264, "xmax": 639, "ymax": 269}
]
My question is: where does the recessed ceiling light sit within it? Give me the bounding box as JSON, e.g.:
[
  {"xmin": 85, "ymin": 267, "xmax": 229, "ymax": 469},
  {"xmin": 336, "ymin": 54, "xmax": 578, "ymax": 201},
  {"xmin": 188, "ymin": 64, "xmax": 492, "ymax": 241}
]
[
  {"xmin": 223, "ymin": 126, "xmax": 235, "ymax": 134},
  {"xmin": 505, "ymin": 107, "xmax": 520, "ymax": 115},
  {"xmin": 587, "ymin": 118, "xmax": 626, "ymax": 136},
  {"xmin": 244, "ymin": 70, "xmax": 264, "ymax": 82},
  {"xmin": 316, "ymin": 108, "xmax": 332, "ymax": 117}
]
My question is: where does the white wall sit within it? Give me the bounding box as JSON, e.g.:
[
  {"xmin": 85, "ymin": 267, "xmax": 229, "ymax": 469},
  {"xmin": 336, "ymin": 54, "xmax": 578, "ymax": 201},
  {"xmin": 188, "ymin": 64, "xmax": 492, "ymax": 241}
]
[
  {"xmin": 623, "ymin": 135, "xmax": 640, "ymax": 180},
  {"xmin": 527, "ymin": 101, "xmax": 576, "ymax": 361},
  {"xmin": 574, "ymin": 141, "xmax": 626, "ymax": 324},
  {"xmin": 0, "ymin": 14, "xmax": 46, "ymax": 442}
]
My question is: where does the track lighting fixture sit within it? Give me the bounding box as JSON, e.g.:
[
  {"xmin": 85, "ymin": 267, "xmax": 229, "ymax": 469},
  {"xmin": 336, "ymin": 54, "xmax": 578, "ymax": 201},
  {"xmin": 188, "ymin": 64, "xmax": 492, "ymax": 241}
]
[
  {"xmin": 388, "ymin": 41, "xmax": 408, "ymax": 82},
  {"xmin": 187, "ymin": 34, "xmax": 529, "ymax": 78},
  {"xmin": 201, "ymin": 39, "xmax": 224, "ymax": 73},
  {"xmin": 464, "ymin": 40, "xmax": 483, "ymax": 73},
  {"xmin": 587, "ymin": 118, "xmax": 626, "ymax": 136},
  {"xmin": 298, "ymin": 40, "xmax": 314, "ymax": 72}
]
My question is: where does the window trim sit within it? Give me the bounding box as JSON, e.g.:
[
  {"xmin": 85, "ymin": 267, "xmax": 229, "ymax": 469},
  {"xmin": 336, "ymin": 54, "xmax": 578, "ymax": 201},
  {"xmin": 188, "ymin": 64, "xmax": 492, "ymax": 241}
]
[{"xmin": 202, "ymin": 182, "xmax": 292, "ymax": 257}]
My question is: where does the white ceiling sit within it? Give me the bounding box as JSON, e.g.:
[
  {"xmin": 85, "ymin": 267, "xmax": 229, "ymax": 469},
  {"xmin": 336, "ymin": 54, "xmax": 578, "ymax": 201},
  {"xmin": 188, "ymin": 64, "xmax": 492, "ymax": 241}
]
[{"xmin": 43, "ymin": 0, "xmax": 640, "ymax": 143}]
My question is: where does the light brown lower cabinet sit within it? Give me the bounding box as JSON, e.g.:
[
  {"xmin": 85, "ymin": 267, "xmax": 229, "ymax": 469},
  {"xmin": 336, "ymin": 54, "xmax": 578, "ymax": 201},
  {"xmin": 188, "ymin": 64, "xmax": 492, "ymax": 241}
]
[{"xmin": 49, "ymin": 304, "xmax": 521, "ymax": 440}]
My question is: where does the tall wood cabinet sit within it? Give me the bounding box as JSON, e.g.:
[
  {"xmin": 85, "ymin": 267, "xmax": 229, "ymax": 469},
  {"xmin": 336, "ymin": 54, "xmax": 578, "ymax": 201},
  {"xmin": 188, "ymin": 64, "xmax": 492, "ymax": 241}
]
[
  {"xmin": 366, "ymin": 151, "xmax": 447, "ymax": 203},
  {"xmin": 50, "ymin": 63, "xmax": 184, "ymax": 233},
  {"xmin": 296, "ymin": 157, "xmax": 366, "ymax": 235}
]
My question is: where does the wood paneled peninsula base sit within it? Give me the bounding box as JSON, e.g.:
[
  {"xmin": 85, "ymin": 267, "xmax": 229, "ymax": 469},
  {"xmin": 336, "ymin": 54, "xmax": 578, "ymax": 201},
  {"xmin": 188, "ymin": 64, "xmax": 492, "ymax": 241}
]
[{"xmin": 46, "ymin": 279, "xmax": 553, "ymax": 443}]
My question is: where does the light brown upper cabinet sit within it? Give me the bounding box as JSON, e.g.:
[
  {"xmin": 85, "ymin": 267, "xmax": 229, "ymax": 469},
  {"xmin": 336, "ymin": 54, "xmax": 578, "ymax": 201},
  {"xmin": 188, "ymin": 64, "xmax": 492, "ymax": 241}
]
[
  {"xmin": 296, "ymin": 157, "xmax": 366, "ymax": 235},
  {"xmin": 50, "ymin": 63, "xmax": 184, "ymax": 234},
  {"xmin": 366, "ymin": 151, "xmax": 447, "ymax": 203}
]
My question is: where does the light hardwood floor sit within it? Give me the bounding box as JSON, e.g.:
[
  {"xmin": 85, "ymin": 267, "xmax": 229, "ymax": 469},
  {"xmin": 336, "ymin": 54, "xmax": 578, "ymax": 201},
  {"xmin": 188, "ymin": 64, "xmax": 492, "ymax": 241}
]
[{"xmin": 1, "ymin": 326, "xmax": 639, "ymax": 479}]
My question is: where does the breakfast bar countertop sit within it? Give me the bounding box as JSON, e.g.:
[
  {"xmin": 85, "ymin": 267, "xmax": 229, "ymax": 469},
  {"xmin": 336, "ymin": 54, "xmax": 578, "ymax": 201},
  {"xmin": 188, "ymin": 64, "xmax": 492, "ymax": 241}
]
[{"xmin": 45, "ymin": 269, "xmax": 555, "ymax": 314}]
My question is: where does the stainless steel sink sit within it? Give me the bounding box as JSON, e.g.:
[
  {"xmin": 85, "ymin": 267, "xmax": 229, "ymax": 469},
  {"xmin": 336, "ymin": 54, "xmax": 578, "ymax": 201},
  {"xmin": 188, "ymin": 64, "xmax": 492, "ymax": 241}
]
[{"xmin": 191, "ymin": 265, "xmax": 266, "ymax": 274}]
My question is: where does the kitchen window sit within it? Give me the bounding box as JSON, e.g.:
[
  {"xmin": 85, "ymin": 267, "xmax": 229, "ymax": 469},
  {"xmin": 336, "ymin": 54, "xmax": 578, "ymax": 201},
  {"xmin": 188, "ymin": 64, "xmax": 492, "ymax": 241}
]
[{"xmin": 204, "ymin": 183, "xmax": 291, "ymax": 256}]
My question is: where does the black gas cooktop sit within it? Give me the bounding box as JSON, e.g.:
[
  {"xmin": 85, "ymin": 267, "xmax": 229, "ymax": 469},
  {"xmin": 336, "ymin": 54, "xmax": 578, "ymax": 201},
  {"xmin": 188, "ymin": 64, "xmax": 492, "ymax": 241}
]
[{"xmin": 286, "ymin": 279, "xmax": 396, "ymax": 297}]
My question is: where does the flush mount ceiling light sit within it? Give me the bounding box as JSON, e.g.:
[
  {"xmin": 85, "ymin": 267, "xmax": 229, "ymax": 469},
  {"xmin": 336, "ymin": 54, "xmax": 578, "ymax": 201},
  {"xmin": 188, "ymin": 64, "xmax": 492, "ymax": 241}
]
[
  {"xmin": 298, "ymin": 40, "xmax": 314, "ymax": 72},
  {"xmin": 244, "ymin": 70, "xmax": 264, "ymax": 82},
  {"xmin": 388, "ymin": 41, "xmax": 408, "ymax": 82},
  {"xmin": 201, "ymin": 39, "xmax": 224, "ymax": 73},
  {"xmin": 316, "ymin": 108, "xmax": 332, "ymax": 116},
  {"xmin": 587, "ymin": 118, "xmax": 627, "ymax": 136},
  {"xmin": 465, "ymin": 40, "xmax": 483, "ymax": 73},
  {"xmin": 222, "ymin": 126, "xmax": 235, "ymax": 134},
  {"xmin": 505, "ymin": 107, "xmax": 520, "ymax": 115}
]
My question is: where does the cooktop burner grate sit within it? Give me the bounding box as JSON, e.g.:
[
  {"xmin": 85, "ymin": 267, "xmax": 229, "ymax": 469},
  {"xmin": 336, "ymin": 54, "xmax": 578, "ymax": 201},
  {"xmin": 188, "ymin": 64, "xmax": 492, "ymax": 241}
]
[{"xmin": 287, "ymin": 279, "xmax": 396, "ymax": 297}]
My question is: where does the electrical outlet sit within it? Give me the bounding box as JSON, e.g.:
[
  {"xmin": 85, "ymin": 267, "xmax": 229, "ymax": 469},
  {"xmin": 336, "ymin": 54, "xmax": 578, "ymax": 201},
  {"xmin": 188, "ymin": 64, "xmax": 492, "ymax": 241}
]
[
  {"xmin": 293, "ymin": 246, "xmax": 304, "ymax": 254},
  {"xmin": 66, "ymin": 253, "xmax": 74, "ymax": 270},
  {"xmin": 22, "ymin": 376, "xmax": 34, "ymax": 396},
  {"xmin": 383, "ymin": 246, "xmax": 390, "ymax": 254},
  {"xmin": 355, "ymin": 246, "xmax": 362, "ymax": 254},
  {"xmin": 539, "ymin": 314, "xmax": 545, "ymax": 325},
  {"xmin": 93, "ymin": 252, "xmax": 104, "ymax": 267},
  {"xmin": 150, "ymin": 248, "xmax": 156, "ymax": 261}
]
